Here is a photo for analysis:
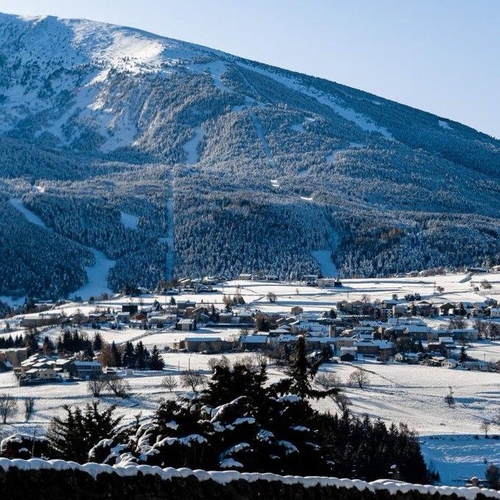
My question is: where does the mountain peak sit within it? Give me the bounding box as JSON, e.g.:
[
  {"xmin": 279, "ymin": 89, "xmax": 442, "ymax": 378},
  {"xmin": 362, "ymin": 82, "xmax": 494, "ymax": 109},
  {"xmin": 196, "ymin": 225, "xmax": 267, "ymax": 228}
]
[{"xmin": 0, "ymin": 11, "xmax": 498, "ymax": 299}]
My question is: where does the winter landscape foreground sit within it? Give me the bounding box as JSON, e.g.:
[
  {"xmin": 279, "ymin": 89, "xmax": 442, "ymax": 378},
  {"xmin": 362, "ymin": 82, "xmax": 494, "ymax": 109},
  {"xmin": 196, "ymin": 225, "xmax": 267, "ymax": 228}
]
[{"xmin": 1, "ymin": 272, "xmax": 500, "ymax": 489}]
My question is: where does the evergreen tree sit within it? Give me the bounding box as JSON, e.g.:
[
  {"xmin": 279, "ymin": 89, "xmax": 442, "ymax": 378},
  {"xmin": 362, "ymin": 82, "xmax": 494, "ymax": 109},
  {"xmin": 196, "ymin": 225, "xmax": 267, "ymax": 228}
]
[
  {"xmin": 111, "ymin": 341, "xmax": 122, "ymax": 367},
  {"xmin": 122, "ymin": 341, "xmax": 135, "ymax": 368},
  {"xmin": 92, "ymin": 332, "xmax": 103, "ymax": 352},
  {"xmin": 148, "ymin": 345, "xmax": 165, "ymax": 370},
  {"xmin": 272, "ymin": 335, "xmax": 339, "ymax": 400},
  {"xmin": 134, "ymin": 341, "xmax": 148, "ymax": 370},
  {"xmin": 24, "ymin": 333, "xmax": 39, "ymax": 355},
  {"xmin": 46, "ymin": 401, "xmax": 125, "ymax": 463}
]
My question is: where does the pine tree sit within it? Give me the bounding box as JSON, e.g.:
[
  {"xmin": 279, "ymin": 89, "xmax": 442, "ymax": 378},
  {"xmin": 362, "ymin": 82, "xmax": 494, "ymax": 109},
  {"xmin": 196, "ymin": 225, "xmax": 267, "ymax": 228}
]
[
  {"xmin": 122, "ymin": 341, "xmax": 135, "ymax": 368},
  {"xmin": 273, "ymin": 335, "xmax": 339, "ymax": 400},
  {"xmin": 148, "ymin": 345, "xmax": 165, "ymax": 370},
  {"xmin": 92, "ymin": 332, "xmax": 103, "ymax": 351},
  {"xmin": 134, "ymin": 341, "xmax": 148, "ymax": 370},
  {"xmin": 46, "ymin": 401, "xmax": 125, "ymax": 463},
  {"xmin": 111, "ymin": 341, "xmax": 122, "ymax": 367}
]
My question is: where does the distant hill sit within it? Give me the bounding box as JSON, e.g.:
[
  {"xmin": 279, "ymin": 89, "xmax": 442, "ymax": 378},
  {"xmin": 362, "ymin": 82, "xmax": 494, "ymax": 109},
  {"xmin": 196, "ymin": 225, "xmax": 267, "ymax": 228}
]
[{"xmin": 0, "ymin": 12, "xmax": 498, "ymax": 299}]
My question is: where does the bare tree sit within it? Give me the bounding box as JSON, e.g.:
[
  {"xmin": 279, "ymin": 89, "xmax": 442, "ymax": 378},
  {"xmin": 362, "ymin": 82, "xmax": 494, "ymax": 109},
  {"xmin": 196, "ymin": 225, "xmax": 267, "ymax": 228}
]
[
  {"xmin": 87, "ymin": 377, "xmax": 107, "ymax": 397},
  {"xmin": 315, "ymin": 372, "xmax": 350, "ymax": 411},
  {"xmin": 207, "ymin": 355, "xmax": 231, "ymax": 372},
  {"xmin": 161, "ymin": 374, "xmax": 178, "ymax": 392},
  {"xmin": 24, "ymin": 397, "xmax": 35, "ymax": 422},
  {"xmin": 315, "ymin": 372, "xmax": 342, "ymax": 389},
  {"xmin": 106, "ymin": 375, "xmax": 131, "ymax": 398},
  {"xmin": 480, "ymin": 420, "xmax": 491, "ymax": 437},
  {"xmin": 0, "ymin": 394, "xmax": 18, "ymax": 423},
  {"xmin": 180, "ymin": 369, "xmax": 206, "ymax": 392},
  {"xmin": 348, "ymin": 368, "xmax": 370, "ymax": 389}
]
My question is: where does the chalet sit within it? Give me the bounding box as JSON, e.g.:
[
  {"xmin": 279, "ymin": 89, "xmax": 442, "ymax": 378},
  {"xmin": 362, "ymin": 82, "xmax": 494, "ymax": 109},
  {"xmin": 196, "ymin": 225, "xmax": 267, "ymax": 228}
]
[
  {"xmin": 381, "ymin": 298, "xmax": 399, "ymax": 310},
  {"xmin": 201, "ymin": 276, "xmax": 220, "ymax": 285},
  {"xmin": 467, "ymin": 267, "xmax": 489, "ymax": 274},
  {"xmin": 392, "ymin": 304, "xmax": 407, "ymax": 317},
  {"xmin": 218, "ymin": 312, "xmax": 233, "ymax": 324},
  {"xmin": 177, "ymin": 300, "xmax": 196, "ymax": 314},
  {"xmin": 437, "ymin": 303, "xmax": 455, "ymax": 316},
  {"xmin": 19, "ymin": 367, "xmax": 63, "ymax": 385},
  {"xmin": 414, "ymin": 301, "xmax": 434, "ymax": 316}
]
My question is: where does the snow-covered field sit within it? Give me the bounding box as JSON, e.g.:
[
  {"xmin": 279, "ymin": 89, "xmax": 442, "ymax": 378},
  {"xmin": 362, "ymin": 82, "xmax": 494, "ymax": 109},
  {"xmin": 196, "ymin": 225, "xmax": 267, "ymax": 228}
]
[{"xmin": 1, "ymin": 272, "xmax": 500, "ymax": 487}]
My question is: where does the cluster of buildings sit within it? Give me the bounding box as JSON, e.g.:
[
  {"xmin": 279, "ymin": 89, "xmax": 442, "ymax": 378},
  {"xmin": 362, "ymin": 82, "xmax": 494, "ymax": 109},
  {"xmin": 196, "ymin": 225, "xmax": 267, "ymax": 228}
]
[
  {"xmin": 1, "ymin": 279, "xmax": 499, "ymax": 375},
  {"xmin": 1, "ymin": 350, "xmax": 104, "ymax": 385}
]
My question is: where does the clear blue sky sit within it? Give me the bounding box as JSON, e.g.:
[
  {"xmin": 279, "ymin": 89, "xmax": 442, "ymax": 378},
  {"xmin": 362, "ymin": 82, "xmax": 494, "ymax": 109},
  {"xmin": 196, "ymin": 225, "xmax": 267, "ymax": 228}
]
[{"xmin": 0, "ymin": 0, "xmax": 499, "ymax": 138}]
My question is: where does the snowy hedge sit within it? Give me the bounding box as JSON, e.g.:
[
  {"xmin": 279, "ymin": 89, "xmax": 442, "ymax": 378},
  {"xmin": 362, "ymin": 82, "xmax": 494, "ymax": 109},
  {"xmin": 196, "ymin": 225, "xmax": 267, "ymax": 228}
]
[{"xmin": 0, "ymin": 459, "xmax": 499, "ymax": 500}]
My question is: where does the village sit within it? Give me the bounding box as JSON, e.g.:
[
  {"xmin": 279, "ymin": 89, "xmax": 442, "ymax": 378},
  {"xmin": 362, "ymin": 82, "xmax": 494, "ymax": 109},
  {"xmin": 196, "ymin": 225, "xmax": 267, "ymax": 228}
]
[{"xmin": 1, "ymin": 269, "xmax": 500, "ymax": 386}]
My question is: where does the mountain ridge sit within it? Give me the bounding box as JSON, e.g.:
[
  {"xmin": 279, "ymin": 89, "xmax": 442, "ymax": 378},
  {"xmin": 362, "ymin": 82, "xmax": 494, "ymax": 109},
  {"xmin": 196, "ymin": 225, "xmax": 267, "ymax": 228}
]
[{"xmin": 0, "ymin": 12, "xmax": 498, "ymax": 299}]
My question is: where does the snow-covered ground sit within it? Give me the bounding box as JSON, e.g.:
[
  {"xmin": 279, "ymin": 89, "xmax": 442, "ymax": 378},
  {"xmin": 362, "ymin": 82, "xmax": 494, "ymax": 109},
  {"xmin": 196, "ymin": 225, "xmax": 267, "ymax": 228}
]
[
  {"xmin": 1, "ymin": 272, "xmax": 500, "ymax": 486},
  {"xmin": 71, "ymin": 248, "xmax": 115, "ymax": 301}
]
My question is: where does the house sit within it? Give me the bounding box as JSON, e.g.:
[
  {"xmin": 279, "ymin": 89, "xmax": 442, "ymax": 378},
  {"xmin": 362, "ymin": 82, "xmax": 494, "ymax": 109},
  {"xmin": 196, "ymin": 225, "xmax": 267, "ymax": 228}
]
[
  {"xmin": 240, "ymin": 334, "xmax": 268, "ymax": 351},
  {"xmin": 70, "ymin": 360, "xmax": 103, "ymax": 380},
  {"xmin": 437, "ymin": 303, "xmax": 456, "ymax": 316},
  {"xmin": 446, "ymin": 329, "xmax": 479, "ymax": 342},
  {"xmin": 317, "ymin": 278, "xmax": 341, "ymax": 288},
  {"xmin": 355, "ymin": 339, "xmax": 395, "ymax": 358},
  {"xmin": 339, "ymin": 347, "xmax": 357, "ymax": 362},
  {"xmin": 20, "ymin": 312, "xmax": 63, "ymax": 328},
  {"xmin": 184, "ymin": 337, "xmax": 223, "ymax": 353},
  {"xmin": 115, "ymin": 312, "xmax": 130, "ymax": 324},
  {"xmin": 176, "ymin": 318, "xmax": 197, "ymax": 332},
  {"xmin": 122, "ymin": 304, "xmax": 138, "ymax": 315},
  {"xmin": 88, "ymin": 312, "xmax": 108, "ymax": 324},
  {"xmin": 19, "ymin": 366, "xmax": 63, "ymax": 385},
  {"xmin": 442, "ymin": 359, "xmax": 458, "ymax": 369},
  {"xmin": 403, "ymin": 325, "xmax": 430, "ymax": 341},
  {"xmin": 394, "ymin": 352, "xmax": 421, "ymax": 364}
]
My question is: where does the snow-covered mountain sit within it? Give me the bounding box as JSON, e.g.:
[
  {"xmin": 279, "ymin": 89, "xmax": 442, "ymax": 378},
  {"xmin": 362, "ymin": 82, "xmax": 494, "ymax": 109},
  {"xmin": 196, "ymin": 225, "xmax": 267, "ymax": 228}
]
[{"xmin": 0, "ymin": 12, "xmax": 498, "ymax": 299}]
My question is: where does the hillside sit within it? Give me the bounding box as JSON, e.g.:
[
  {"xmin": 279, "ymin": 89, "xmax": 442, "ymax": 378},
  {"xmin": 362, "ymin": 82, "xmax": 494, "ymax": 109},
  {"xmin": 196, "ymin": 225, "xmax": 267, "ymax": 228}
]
[{"xmin": 0, "ymin": 12, "xmax": 498, "ymax": 299}]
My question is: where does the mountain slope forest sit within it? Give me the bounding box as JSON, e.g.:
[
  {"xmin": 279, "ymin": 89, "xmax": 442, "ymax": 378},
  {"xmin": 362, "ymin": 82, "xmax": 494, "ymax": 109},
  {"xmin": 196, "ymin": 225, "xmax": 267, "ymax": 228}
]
[{"xmin": 0, "ymin": 13, "xmax": 498, "ymax": 298}]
